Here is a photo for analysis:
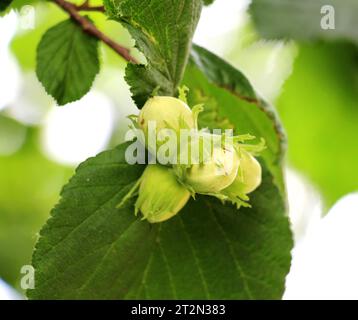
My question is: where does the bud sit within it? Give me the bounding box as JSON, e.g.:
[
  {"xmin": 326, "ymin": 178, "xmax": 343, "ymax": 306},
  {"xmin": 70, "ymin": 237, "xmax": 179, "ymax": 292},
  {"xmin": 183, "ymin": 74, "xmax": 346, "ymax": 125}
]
[
  {"xmin": 176, "ymin": 142, "xmax": 240, "ymax": 194},
  {"xmin": 135, "ymin": 164, "xmax": 191, "ymax": 223},
  {"xmin": 223, "ymin": 149, "xmax": 262, "ymax": 197}
]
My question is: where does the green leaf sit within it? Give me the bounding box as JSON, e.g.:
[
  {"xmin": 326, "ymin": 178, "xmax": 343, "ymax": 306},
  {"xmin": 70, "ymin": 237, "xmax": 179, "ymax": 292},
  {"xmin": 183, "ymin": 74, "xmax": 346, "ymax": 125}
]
[
  {"xmin": 29, "ymin": 42, "xmax": 292, "ymax": 297},
  {"xmin": 203, "ymin": 0, "xmax": 215, "ymax": 5},
  {"xmin": 184, "ymin": 45, "xmax": 286, "ymax": 192},
  {"xmin": 28, "ymin": 143, "xmax": 158, "ymax": 299},
  {"xmin": 29, "ymin": 143, "xmax": 292, "ymax": 299},
  {"xmin": 250, "ymin": 0, "xmax": 358, "ymax": 44},
  {"xmin": 130, "ymin": 167, "xmax": 292, "ymax": 299},
  {"xmin": 29, "ymin": 6, "xmax": 292, "ymax": 299},
  {"xmin": 36, "ymin": 18, "xmax": 100, "ymax": 106},
  {"xmin": 104, "ymin": 0, "xmax": 203, "ymax": 107}
]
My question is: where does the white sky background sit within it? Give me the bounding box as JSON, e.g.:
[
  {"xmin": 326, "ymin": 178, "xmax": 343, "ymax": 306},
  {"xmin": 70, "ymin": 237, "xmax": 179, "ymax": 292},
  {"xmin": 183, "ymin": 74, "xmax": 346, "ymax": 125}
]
[
  {"xmin": 1, "ymin": 1, "xmax": 358, "ymax": 299},
  {"xmin": 0, "ymin": 279, "xmax": 21, "ymax": 300},
  {"xmin": 194, "ymin": 0, "xmax": 251, "ymax": 56}
]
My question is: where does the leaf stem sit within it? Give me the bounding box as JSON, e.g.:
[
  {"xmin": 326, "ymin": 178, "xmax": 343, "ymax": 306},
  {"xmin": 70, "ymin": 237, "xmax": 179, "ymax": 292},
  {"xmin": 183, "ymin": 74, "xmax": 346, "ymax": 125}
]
[{"xmin": 53, "ymin": 0, "xmax": 138, "ymax": 63}]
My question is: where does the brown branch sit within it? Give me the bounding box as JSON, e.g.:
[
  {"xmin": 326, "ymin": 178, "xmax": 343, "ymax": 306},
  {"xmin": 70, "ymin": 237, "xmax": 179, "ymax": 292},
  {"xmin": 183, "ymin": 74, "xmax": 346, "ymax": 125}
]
[
  {"xmin": 53, "ymin": 0, "xmax": 138, "ymax": 63},
  {"xmin": 73, "ymin": 3, "xmax": 105, "ymax": 12}
]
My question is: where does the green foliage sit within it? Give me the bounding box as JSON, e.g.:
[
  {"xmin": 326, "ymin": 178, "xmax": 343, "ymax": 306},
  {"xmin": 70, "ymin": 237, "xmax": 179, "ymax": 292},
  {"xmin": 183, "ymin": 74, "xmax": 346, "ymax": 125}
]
[
  {"xmin": 26, "ymin": 0, "xmax": 293, "ymax": 300},
  {"xmin": 0, "ymin": 127, "xmax": 72, "ymax": 290},
  {"xmin": 29, "ymin": 42, "xmax": 293, "ymax": 300},
  {"xmin": 36, "ymin": 18, "xmax": 100, "ymax": 106},
  {"xmin": 250, "ymin": 0, "xmax": 358, "ymax": 44},
  {"xmin": 104, "ymin": 0, "xmax": 203, "ymax": 107},
  {"xmin": 131, "ymin": 168, "xmax": 292, "ymax": 299},
  {"xmin": 28, "ymin": 143, "xmax": 155, "ymax": 299},
  {"xmin": 277, "ymin": 42, "xmax": 358, "ymax": 206},
  {"xmin": 203, "ymin": 0, "xmax": 215, "ymax": 5},
  {"xmin": 11, "ymin": 4, "xmax": 131, "ymax": 71},
  {"xmin": 11, "ymin": 4, "xmax": 68, "ymax": 70},
  {"xmin": 184, "ymin": 45, "xmax": 286, "ymax": 192},
  {"xmin": 250, "ymin": 0, "xmax": 358, "ymax": 206},
  {"xmin": 29, "ymin": 144, "xmax": 292, "ymax": 299}
]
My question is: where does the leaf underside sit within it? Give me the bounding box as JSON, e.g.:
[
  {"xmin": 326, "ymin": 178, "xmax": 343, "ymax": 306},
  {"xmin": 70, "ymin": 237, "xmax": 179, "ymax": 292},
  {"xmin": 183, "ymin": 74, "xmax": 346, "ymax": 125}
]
[{"xmin": 104, "ymin": 0, "xmax": 203, "ymax": 107}]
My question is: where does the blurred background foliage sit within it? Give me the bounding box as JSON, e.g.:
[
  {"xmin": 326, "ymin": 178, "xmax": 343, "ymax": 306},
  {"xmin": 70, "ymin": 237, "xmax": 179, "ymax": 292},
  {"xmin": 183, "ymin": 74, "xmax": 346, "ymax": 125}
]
[
  {"xmin": 277, "ymin": 42, "xmax": 358, "ymax": 207},
  {"xmin": 0, "ymin": 0, "xmax": 358, "ymax": 293}
]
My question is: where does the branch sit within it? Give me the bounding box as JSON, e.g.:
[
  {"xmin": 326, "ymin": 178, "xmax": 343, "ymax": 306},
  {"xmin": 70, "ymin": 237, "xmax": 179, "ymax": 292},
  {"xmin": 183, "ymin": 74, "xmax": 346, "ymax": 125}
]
[
  {"xmin": 74, "ymin": 3, "xmax": 105, "ymax": 12},
  {"xmin": 53, "ymin": 0, "xmax": 138, "ymax": 63}
]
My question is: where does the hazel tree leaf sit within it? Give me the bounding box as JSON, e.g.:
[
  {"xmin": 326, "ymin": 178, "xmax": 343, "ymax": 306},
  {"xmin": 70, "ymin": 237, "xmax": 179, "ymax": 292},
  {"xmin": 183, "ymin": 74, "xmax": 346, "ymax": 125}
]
[
  {"xmin": 129, "ymin": 167, "xmax": 293, "ymax": 300},
  {"xmin": 28, "ymin": 1, "xmax": 292, "ymax": 300},
  {"xmin": 125, "ymin": 46, "xmax": 292, "ymax": 299},
  {"xmin": 36, "ymin": 18, "xmax": 100, "ymax": 106},
  {"xmin": 184, "ymin": 45, "xmax": 286, "ymax": 192},
  {"xmin": 28, "ymin": 143, "xmax": 158, "ymax": 299},
  {"xmin": 29, "ymin": 45, "xmax": 293, "ymax": 298},
  {"xmin": 28, "ymin": 142, "xmax": 292, "ymax": 299},
  {"xmin": 250, "ymin": 0, "xmax": 358, "ymax": 45},
  {"xmin": 104, "ymin": 0, "xmax": 203, "ymax": 107}
]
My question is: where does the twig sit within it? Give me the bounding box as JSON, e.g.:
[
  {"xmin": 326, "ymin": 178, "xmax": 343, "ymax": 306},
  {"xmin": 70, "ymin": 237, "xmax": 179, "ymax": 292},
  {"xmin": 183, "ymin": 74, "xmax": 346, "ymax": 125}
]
[
  {"xmin": 73, "ymin": 3, "xmax": 105, "ymax": 12},
  {"xmin": 53, "ymin": 0, "xmax": 137, "ymax": 63}
]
